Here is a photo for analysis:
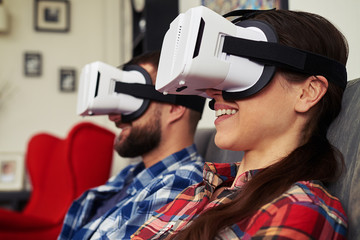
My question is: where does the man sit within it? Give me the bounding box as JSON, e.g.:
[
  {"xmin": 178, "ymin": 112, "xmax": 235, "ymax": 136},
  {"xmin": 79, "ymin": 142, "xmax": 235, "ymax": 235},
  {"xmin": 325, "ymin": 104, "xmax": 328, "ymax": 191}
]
[{"xmin": 58, "ymin": 51, "xmax": 206, "ymax": 240}]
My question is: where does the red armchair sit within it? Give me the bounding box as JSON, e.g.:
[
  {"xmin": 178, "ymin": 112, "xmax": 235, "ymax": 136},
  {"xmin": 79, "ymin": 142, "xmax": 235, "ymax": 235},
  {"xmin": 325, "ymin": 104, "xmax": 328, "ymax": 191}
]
[{"xmin": 0, "ymin": 122, "xmax": 115, "ymax": 240}]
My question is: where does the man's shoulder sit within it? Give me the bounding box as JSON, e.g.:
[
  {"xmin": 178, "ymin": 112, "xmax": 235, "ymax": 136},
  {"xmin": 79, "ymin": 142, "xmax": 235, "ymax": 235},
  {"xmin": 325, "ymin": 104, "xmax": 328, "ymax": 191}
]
[
  {"xmin": 164, "ymin": 147, "xmax": 204, "ymax": 173},
  {"xmin": 148, "ymin": 147, "xmax": 204, "ymax": 186}
]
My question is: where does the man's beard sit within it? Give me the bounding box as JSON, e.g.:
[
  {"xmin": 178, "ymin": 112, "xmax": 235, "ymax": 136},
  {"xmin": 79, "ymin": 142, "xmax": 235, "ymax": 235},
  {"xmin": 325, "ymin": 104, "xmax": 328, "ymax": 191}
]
[{"xmin": 114, "ymin": 111, "xmax": 161, "ymax": 158}]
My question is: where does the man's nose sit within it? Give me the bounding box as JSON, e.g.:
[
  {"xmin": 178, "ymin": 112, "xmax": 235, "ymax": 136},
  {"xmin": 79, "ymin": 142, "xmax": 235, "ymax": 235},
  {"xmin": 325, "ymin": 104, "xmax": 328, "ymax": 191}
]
[{"xmin": 108, "ymin": 114, "xmax": 122, "ymax": 122}]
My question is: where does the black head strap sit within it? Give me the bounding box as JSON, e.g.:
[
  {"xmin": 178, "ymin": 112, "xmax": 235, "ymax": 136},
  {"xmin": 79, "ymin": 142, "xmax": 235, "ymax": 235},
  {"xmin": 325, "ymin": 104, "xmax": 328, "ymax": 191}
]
[
  {"xmin": 114, "ymin": 81, "xmax": 205, "ymax": 114},
  {"xmin": 116, "ymin": 65, "xmax": 205, "ymax": 121},
  {"xmin": 222, "ymin": 35, "xmax": 347, "ymax": 91}
]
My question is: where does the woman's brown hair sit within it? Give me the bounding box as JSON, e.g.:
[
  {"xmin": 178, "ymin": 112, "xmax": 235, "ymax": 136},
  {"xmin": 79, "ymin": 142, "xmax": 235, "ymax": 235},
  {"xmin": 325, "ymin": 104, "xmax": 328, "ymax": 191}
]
[{"xmin": 174, "ymin": 10, "xmax": 349, "ymax": 240}]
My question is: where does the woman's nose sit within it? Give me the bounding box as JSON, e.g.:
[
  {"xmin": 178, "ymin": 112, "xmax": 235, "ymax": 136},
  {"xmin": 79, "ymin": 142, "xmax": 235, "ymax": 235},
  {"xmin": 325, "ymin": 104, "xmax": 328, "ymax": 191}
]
[{"xmin": 205, "ymin": 88, "xmax": 222, "ymax": 99}]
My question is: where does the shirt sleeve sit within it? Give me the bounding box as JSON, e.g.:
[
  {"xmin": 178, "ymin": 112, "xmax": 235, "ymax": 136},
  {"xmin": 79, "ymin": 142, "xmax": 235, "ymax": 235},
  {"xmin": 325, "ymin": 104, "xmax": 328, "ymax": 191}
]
[{"xmin": 58, "ymin": 164, "xmax": 137, "ymax": 240}]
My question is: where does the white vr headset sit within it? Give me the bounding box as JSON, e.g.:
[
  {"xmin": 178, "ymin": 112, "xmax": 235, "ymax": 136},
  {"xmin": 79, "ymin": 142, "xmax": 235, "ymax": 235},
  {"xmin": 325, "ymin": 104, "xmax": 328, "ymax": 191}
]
[
  {"xmin": 155, "ymin": 6, "xmax": 347, "ymax": 100},
  {"xmin": 77, "ymin": 61, "xmax": 205, "ymax": 122}
]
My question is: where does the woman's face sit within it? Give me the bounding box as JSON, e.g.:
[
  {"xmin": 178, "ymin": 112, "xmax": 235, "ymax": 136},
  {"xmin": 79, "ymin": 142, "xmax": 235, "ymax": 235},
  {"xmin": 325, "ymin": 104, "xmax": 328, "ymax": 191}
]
[{"xmin": 206, "ymin": 73, "xmax": 301, "ymax": 153}]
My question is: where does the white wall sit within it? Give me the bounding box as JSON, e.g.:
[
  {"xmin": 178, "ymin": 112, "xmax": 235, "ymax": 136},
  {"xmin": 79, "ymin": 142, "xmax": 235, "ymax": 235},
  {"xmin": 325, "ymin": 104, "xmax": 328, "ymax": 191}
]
[{"xmin": 0, "ymin": 0, "xmax": 359, "ymax": 177}]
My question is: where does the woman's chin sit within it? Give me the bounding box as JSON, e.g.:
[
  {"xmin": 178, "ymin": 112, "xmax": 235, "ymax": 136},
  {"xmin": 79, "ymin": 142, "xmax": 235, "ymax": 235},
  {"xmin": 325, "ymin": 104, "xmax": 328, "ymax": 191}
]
[{"xmin": 214, "ymin": 132, "xmax": 235, "ymax": 151}]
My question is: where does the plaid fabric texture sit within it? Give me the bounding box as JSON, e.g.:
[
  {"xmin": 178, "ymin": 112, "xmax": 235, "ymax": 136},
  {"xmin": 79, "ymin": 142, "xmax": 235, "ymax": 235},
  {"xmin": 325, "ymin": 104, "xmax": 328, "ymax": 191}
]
[
  {"xmin": 58, "ymin": 145, "xmax": 204, "ymax": 240},
  {"xmin": 132, "ymin": 162, "xmax": 348, "ymax": 240}
]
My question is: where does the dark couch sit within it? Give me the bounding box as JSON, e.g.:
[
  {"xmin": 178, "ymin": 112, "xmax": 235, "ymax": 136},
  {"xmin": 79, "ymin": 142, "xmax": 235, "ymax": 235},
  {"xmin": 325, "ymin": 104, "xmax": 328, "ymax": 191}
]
[{"xmin": 194, "ymin": 78, "xmax": 360, "ymax": 239}]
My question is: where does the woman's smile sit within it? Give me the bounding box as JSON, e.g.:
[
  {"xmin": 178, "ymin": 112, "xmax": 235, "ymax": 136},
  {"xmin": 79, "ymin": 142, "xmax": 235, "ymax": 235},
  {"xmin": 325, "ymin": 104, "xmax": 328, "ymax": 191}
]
[{"xmin": 213, "ymin": 103, "xmax": 238, "ymax": 124}]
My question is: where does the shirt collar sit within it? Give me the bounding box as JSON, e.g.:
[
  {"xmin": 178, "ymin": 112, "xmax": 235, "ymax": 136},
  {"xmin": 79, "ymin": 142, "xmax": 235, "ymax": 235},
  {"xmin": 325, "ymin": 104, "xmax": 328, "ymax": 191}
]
[
  {"xmin": 131, "ymin": 144, "xmax": 199, "ymax": 190},
  {"xmin": 203, "ymin": 162, "xmax": 260, "ymax": 189}
]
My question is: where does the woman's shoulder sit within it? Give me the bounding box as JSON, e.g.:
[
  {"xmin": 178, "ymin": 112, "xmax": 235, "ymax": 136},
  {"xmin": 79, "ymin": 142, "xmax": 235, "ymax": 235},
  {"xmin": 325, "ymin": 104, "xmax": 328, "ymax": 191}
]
[
  {"xmin": 263, "ymin": 180, "xmax": 347, "ymax": 223},
  {"xmin": 288, "ymin": 181, "xmax": 343, "ymax": 206},
  {"xmin": 233, "ymin": 181, "xmax": 348, "ymax": 239}
]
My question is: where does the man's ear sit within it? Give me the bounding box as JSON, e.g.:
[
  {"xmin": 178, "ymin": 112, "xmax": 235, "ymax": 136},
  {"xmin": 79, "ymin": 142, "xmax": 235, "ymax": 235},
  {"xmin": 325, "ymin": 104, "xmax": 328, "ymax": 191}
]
[
  {"xmin": 295, "ymin": 75, "xmax": 328, "ymax": 113},
  {"xmin": 166, "ymin": 104, "xmax": 186, "ymax": 124}
]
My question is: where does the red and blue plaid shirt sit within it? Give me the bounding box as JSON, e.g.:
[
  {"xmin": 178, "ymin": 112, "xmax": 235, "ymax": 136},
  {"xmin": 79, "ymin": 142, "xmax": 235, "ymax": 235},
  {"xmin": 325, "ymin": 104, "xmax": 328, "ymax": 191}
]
[{"xmin": 132, "ymin": 162, "xmax": 347, "ymax": 239}]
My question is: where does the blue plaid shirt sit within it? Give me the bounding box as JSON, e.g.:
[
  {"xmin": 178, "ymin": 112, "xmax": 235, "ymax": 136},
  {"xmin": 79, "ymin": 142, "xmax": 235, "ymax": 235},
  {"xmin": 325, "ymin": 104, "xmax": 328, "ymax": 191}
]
[{"xmin": 58, "ymin": 144, "xmax": 204, "ymax": 240}]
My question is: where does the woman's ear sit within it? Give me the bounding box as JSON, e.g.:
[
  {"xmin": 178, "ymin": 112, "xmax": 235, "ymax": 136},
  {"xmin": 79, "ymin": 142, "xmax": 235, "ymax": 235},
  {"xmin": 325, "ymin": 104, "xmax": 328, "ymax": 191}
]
[{"xmin": 295, "ymin": 75, "xmax": 328, "ymax": 113}]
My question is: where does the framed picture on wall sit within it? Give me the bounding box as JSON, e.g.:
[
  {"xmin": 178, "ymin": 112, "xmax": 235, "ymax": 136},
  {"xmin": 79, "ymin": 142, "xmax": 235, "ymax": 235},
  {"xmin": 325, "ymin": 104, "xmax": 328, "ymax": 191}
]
[
  {"xmin": 24, "ymin": 52, "xmax": 42, "ymax": 77},
  {"xmin": 202, "ymin": 0, "xmax": 288, "ymax": 15},
  {"xmin": 59, "ymin": 68, "xmax": 76, "ymax": 92},
  {"xmin": 34, "ymin": 0, "xmax": 70, "ymax": 32},
  {"xmin": 0, "ymin": 153, "xmax": 25, "ymax": 191}
]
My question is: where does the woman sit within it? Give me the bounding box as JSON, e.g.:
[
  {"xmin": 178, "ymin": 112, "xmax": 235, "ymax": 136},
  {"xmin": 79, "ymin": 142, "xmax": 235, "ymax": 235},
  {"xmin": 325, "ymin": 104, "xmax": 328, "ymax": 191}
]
[{"xmin": 132, "ymin": 9, "xmax": 348, "ymax": 240}]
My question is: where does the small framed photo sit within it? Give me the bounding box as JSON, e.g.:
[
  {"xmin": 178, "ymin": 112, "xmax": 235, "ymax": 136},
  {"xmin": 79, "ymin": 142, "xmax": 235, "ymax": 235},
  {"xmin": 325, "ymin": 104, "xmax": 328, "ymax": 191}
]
[
  {"xmin": 24, "ymin": 52, "xmax": 42, "ymax": 77},
  {"xmin": 60, "ymin": 68, "xmax": 76, "ymax": 92},
  {"xmin": 0, "ymin": 153, "xmax": 25, "ymax": 191},
  {"xmin": 34, "ymin": 0, "xmax": 70, "ymax": 32}
]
